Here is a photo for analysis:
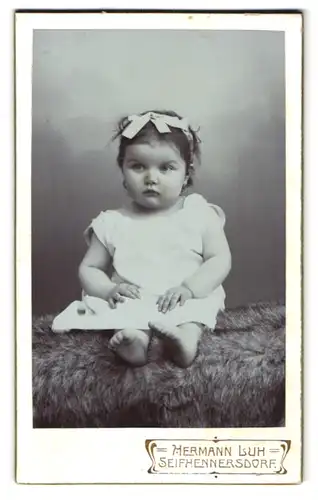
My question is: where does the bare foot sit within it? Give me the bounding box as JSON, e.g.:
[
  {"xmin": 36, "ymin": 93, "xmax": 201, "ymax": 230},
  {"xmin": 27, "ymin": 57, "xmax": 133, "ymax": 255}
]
[
  {"xmin": 149, "ymin": 321, "xmax": 202, "ymax": 368},
  {"xmin": 109, "ymin": 329, "xmax": 150, "ymax": 366}
]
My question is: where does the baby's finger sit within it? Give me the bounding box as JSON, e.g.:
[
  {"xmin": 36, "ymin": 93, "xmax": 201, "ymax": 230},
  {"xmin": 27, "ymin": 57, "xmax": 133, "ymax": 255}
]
[
  {"xmin": 132, "ymin": 287, "xmax": 141, "ymax": 298},
  {"xmin": 156, "ymin": 295, "xmax": 164, "ymax": 310},
  {"xmin": 169, "ymin": 293, "xmax": 180, "ymax": 311},
  {"xmin": 117, "ymin": 286, "xmax": 135, "ymax": 299},
  {"xmin": 179, "ymin": 293, "xmax": 187, "ymax": 306},
  {"xmin": 161, "ymin": 294, "xmax": 173, "ymax": 313},
  {"xmin": 126, "ymin": 287, "xmax": 140, "ymax": 299},
  {"xmin": 108, "ymin": 298, "xmax": 117, "ymax": 309},
  {"xmin": 115, "ymin": 293, "xmax": 125, "ymax": 303},
  {"xmin": 159, "ymin": 295, "xmax": 171, "ymax": 312}
]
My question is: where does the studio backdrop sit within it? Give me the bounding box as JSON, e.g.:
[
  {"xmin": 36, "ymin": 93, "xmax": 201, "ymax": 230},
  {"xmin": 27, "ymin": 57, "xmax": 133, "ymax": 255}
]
[{"xmin": 31, "ymin": 29, "xmax": 285, "ymax": 315}]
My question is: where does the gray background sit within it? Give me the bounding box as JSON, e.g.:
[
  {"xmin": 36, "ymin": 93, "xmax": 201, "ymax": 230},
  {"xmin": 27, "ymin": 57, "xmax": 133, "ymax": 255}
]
[{"xmin": 32, "ymin": 30, "xmax": 285, "ymax": 315}]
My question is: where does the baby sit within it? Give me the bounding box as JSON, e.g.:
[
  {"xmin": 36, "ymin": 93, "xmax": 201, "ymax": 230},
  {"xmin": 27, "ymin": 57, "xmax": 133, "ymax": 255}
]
[{"xmin": 53, "ymin": 110, "xmax": 232, "ymax": 368}]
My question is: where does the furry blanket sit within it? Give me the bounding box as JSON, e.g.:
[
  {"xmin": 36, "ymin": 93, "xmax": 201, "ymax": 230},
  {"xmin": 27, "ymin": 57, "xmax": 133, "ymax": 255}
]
[{"xmin": 33, "ymin": 302, "xmax": 285, "ymax": 428}]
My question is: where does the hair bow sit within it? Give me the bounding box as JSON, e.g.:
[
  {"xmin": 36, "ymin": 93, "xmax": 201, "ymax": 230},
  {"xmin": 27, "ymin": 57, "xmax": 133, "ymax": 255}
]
[{"xmin": 121, "ymin": 112, "xmax": 190, "ymax": 139}]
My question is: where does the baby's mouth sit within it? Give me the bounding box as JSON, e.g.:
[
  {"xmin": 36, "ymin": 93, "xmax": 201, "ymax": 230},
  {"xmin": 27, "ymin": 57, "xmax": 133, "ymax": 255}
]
[{"xmin": 143, "ymin": 189, "xmax": 160, "ymax": 196}]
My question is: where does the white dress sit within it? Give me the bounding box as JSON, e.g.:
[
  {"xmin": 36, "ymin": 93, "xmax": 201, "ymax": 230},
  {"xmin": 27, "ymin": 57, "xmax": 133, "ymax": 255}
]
[{"xmin": 52, "ymin": 194, "xmax": 226, "ymax": 332}]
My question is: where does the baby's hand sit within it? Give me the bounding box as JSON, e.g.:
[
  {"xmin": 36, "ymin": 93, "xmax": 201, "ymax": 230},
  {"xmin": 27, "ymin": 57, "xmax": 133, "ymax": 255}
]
[
  {"xmin": 107, "ymin": 283, "xmax": 141, "ymax": 309},
  {"xmin": 157, "ymin": 286, "xmax": 193, "ymax": 314}
]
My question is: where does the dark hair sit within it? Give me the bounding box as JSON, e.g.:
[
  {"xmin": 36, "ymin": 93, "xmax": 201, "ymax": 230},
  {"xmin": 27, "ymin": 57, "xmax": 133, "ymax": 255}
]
[{"xmin": 112, "ymin": 109, "xmax": 201, "ymax": 188}]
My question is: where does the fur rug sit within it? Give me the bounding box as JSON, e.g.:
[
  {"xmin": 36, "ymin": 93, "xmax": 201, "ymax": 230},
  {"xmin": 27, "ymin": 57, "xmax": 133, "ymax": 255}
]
[{"xmin": 32, "ymin": 302, "xmax": 285, "ymax": 428}]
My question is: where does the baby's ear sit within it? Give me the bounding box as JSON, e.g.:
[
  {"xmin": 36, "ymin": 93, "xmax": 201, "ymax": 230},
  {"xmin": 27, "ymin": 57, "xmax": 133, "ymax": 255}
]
[
  {"xmin": 181, "ymin": 177, "xmax": 191, "ymax": 193},
  {"xmin": 184, "ymin": 173, "xmax": 193, "ymax": 187}
]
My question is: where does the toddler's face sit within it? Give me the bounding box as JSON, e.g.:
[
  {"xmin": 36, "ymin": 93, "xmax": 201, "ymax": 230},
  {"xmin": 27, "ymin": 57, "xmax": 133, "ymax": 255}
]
[{"xmin": 122, "ymin": 140, "xmax": 188, "ymax": 211}]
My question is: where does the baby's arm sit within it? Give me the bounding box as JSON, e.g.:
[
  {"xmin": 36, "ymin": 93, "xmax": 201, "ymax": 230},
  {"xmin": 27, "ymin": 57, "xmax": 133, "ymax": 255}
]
[
  {"xmin": 78, "ymin": 233, "xmax": 115, "ymax": 300},
  {"xmin": 182, "ymin": 218, "xmax": 232, "ymax": 299}
]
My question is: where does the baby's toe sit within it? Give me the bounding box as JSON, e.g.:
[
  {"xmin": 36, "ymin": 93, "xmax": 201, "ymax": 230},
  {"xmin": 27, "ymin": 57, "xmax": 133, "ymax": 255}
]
[{"xmin": 109, "ymin": 331, "xmax": 123, "ymax": 349}]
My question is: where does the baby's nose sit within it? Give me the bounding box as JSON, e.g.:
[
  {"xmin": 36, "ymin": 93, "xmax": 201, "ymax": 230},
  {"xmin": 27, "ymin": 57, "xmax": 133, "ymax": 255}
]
[{"xmin": 145, "ymin": 168, "xmax": 159, "ymax": 184}]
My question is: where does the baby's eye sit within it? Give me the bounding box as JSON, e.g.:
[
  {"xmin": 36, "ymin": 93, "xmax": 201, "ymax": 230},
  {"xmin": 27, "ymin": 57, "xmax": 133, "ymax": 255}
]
[
  {"xmin": 160, "ymin": 164, "xmax": 175, "ymax": 172},
  {"xmin": 131, "ymin": 163, "xmax": 145, "ymax": 172}
]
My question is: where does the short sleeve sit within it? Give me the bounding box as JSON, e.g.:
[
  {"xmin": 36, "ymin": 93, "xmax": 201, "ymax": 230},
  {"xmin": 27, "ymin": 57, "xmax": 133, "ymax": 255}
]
[
  {"xmin": 208, "ymin": 203, "xmax": 226, "ymax": 228},
  {"xmin": 184, "ymin": 194, "xmax": 226, "ymax": 231},
  {"xmin": 83, "ymin": 211, "xmax": 115, "ymax": 256}
]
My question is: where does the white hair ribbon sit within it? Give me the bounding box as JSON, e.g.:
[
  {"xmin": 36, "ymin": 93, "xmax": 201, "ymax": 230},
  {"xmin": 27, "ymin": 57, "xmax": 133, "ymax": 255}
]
[{"xmin": 121, "ymin": 112, "xmax": 190, "ymax": 139}]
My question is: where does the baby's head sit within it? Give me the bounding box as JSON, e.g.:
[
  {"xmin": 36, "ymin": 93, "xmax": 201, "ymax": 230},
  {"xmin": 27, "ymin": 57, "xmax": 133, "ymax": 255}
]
[{"xmin": 113, "ymin": 110, "xmax": 201, "ymax": 190}]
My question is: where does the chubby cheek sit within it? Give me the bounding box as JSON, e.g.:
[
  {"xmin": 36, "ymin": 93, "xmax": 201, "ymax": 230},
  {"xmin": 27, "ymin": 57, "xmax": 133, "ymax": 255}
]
[
  {"xmin": 165, "ymin": 175, "xmax": 187, "ymax": 194},
  {"xmin": 122, "ymin": 170, "xmax": 139, "ymax": 190},
  {"xmin": 166, "ymin": 183, "xmax": 183, "ymax": 196}
]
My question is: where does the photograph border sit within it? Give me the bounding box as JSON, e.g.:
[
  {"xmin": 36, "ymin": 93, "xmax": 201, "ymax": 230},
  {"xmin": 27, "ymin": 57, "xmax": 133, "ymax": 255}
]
[{"xmin": 15, "ymin": 10, "xmax": 302, "ymax": 485}]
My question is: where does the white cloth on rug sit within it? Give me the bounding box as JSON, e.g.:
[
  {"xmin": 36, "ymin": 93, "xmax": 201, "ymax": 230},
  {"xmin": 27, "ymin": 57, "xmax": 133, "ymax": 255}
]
[{"xmin": 52, "ymin": 194, "xmax": 226, "ymax": 332}]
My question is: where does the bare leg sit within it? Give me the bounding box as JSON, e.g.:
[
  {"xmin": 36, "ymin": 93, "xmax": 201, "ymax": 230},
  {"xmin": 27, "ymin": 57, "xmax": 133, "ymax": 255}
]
[
  {"xmin": 148, "ymin": 321, "xmax": 203, "ymax": 368},
  {"xmin": 109, "ymin": 329, "xmax": 151, "ymax": 366}
]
